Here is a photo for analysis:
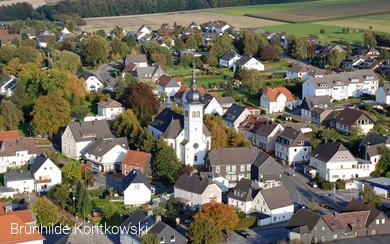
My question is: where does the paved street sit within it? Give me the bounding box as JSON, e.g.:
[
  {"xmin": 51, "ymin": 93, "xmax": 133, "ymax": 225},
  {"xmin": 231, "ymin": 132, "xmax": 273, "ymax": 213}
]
[
  {"xmin": 95, "ymin": 61, "xmax": 121, "ymax": 89},
  {"xmin": 92, "ymin": 169, "xmax": 124, "ymax": 191}
]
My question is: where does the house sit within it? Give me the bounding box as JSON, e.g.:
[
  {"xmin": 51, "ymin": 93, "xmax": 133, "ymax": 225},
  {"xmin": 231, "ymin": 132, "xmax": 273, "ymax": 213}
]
[
  {"xmin": 233, "ymin": 56, "xmax": 264, "ymax": 72},
  {"xmin": 4, "ymin": 171, "xmax": 34, "ymax": 193},
  {"xmin": 189, "ymin": 22, "xmax": 200, "ymax": 29},
  {"xmin": 79, "ymin": 72, "xmax": 104, "ymax": 92},
  {"xmin": 121, "ymin": 209, "xmax": 187, "ymax": 244},
  {"xmin": 357, "ymin": 134, "xmax": 390, "ymax": 163},
  {"xmin": 237, "ymin": 116, "xmax": 267, "ymax": 142},
  {"xmin": 307, "ymin": 139, "xmax": 375, "ymax": 182},
  {"xmin": 19, "ymin": 28, "xmax": 36, "ymax": 39},
  {"xmin": 216, "ymin": 97, "xmax": 235, "ymax": 113},
  {"xmin": 0, "ymin": 187, "xmax": 14, "ymax": 198},
  {"xmin": 37, "ymin": 29, "xmax": 54, "ymax": 36},
  {"xmin": 286, "ymin": 65, "xmax": 322, "ymax": 80},
  {"xmin": 156, "ymin": 75, "xmax": 181, "ymax": 97},
  {"xmin": 121, "ymin": 150, "xmax": 152, "ymax": 176},
  {"xmin": 302, "ymin": 70, "xmax": 379, "ymax": 101},
  {"xmin": 342, "ymin": 56, "xmax": 366, "ymax": 70},
  {"xmin": 36, "ymin": 35, "xmax": 51, "ymax": 48},
  {"xmin": 30, "ymin": 154, "xmax": 62, "ymax": 192},
  {"xmin": 0, "ymin": 130, "xmax": 20, "ymax": 144},
  {"xmin": 124, "ymin": 54, "xmax": 148, "ymax": 67},
  {"xmin": 219, "ymin": 52, "xmax": 241, "ymax": 69},
  {"xmin": 0, "ymin": 29, "xmax": 21, "ymax": 46},
  {"xmin": 333, "ymin": 108, "xmax": 374, "ymax": 135},
  {"xmin": 199, "ymin": 93, "xmax": 223, "ymax": 116},
  {"xmin": 250, "ymin": 151, "xmax": 282, "ymax": 188},
  {"xmin": 227, "ymin": 178, "xmax": 260, "ymax": 213},
  {"xmin": 311, "ymin": 108, "xmax": 334, "ymax": 126},
  {"xmin": 84, "ymin": 137, "xmax": 128, "ymax": 172},
  {"xmin": 260, "ymin": 87, "xmax": 295, "ymax": 114},
  {"xmin": 174, "ymin": 172, "xmax": 222, "ymax": 207},
  {"xmin": 0, "ymin": 74, "xmax": 17, "ymax": 97},
  {"xmin": 253, "ymin": 123, "xmax": 284, "ymax": 153},
  {"xmin": 353, "ymin": 46, "xmax": 380, "ymax": 58},
  {"xmin": 300, "ymin": 95, "xmax": 332, "ymax": 121},
  {"xmin": 202, "ymin": 32, "xmax": 220, "ymax": 44},
  {"xmin": 157, "ymin": 23, "xmax": 174, "ymax": 35},
  {"xmin": 134, "ymin": 66, "xmax": 165, "ymax": 83},
  {"xmin": 97, "ymin": 98, "xmax": 125, "ymax": 120},
  {"xmin": 61, "ymin": 120, "xmax": 114, "ymax": 160},
  {"xmin": 376, "ymin": 83, "xmax": 390, "ymax": 105},
  {"xmin": 199, "ymin": 171, "xmax": 229, "ymax": 192},
  {"xmin": 206, "ymin": 22, "xmax": 230, "ymax": 33},
  {"xmin": 222, "ymin": 104, "xmax": 251, "ymax": 130},
  {"xmin": 123, "ymin": 169, "xmax": 152, "ymax": 205},
  {"xmin": 275, "ymin": 127, "xmax": 312, "ymax": 165},
  {"xmin": 0, "ymin": 137, "xmax": 37, "ymax": 173}
]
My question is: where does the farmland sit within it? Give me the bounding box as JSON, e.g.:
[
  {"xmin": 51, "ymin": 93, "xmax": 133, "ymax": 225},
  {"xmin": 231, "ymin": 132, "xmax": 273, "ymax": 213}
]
[
  {"xmin": 0, "ymin": 0, "xmax": 45, "ymax": 7},
  {"xmin": 245, "ymin": 0, "xmax": 390, "ymax": 23}
]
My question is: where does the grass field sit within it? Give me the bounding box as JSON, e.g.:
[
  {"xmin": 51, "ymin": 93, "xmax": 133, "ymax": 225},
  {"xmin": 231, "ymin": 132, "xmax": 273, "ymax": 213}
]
[
  {"xmin": 182, "ymin": 75, "xmax": 227, "ymax": 87},
  {"xmin": 0, "ymin": 0, "xmax": 45, "ymax": 6}
]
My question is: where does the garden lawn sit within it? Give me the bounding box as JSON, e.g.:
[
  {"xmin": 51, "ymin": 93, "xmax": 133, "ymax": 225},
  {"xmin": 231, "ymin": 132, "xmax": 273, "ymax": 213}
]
[
  {"xmin": 182, "ymin": 75, "xmax": 226, "ymax": 87},
  {"xmin": 237, "ymin": 89, "xmax": 260, "ymax": 106}
]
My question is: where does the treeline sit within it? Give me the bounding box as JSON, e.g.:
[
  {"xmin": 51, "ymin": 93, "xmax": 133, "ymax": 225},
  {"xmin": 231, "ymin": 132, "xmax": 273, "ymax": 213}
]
[{"xmin": 1, "ymin": 0, "xmax": 317, "ymax": 21}]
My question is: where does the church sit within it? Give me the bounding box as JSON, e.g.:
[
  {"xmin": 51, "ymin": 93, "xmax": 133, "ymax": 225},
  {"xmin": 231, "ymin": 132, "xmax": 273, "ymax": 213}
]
[{"xmin": 148, "ymin": 70, "xmax": 211, "ymax": 168}]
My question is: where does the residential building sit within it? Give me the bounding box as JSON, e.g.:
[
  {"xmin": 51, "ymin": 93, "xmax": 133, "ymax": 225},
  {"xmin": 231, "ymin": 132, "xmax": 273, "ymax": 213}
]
[
  {"xmin": 219, "ymin": 52, "xmax": 241, "ymax": 69},
  {"xmin": 199, "ymin": 171, "xmax": 229, "ymax": 192},
  {"xmin": 342, "ymin": 56, "xmax": 366, "ymax": 70},
  {"xmin": 333, "ymin": 108, "xmax": 374, "ymax": 135},
  {"xmin": 30, "ymin": 154, "xmax": 62, "ymax": 192},
  {"xmin": 286, "ymin": 65, "xmax": 327, "ymax": 80},
  {"xmin": 0, "ymin": 29, "xmax": 21, "ymax": 46},
  {"xmin": 121, "ymin": 209, "xmax": 187, "ymax": 244},
  {"xmin": 311, "ymin": 108, "xmax": 334, "ymax": 126},
  {"xmin": 275, "ymin": 127, "xmax": 311, "ymax": 165},
  {"xmin": 19, "ymin": 28, "xmax": 36, "ymax": 39},
  {"xmin": 121, "ymin": 150, "xmax": 152, "ymax": 176},
  {"xmin": 200, "ymin": 93, "xmax": 223, "ymax": 115},
  {"xmin": 353, "ymin": 46, "xmax": 380, "ymax": 58},
  {"xmin": 357, "ymin": 134, "xmax": 390, "ymax": 163},
  {"xmin": 376, "ymin": 83, "xmax": 390, "ymax": 105},
  {"xmin": 156, "ymin": 75, "xmax": 181, "ymax": 97},
  {"xmin": 222, "ymin": 104, "xmax": 251, "ymax": 130},
  {"xmin": 250, "ymin": 152, "xmax": 282, "ymax": 188},
  {"xmin": 174, "ymin": 172, "xmax": 222, "ymax": 207},
  {"xmin": 253, "ymin": 123, "xmax": 284, "ymax": 153},
  {"xmin": 0, "ymin": 187, "xmax": 14, "ymax": 198},
  {"xmin": 300, "ymin": 95, "xmax": 332, "ymax": 121},
  {"xmin": 260, "ymin": 87, "xmax": 295, "ymax": 114},
  {"xmin": 148, "ymin": 71, "xmax": 211, "ymax": 168},
  {"xmin": 228, "ymin": 178, "xmax": 260, "ymax": 213},
  {"xmin": 0, "ymin": 137, "xmax": 37, "ymax": 173},
  {"xmin": 133, "ymin": 65, "xmax": 165, "ymax": 83},
  {"xmin": 36, "ymin": 35, "xmax": 50, "ymax": 48},
  {"xmin": 123, "ymin": 169, "xmax": 152, "ymax": 205},
  {"xmin": 61, "ymin": 120, "xmax": 114, "ymax": 160},
  {"xmin": 79, "ymin": 72, "xmax": 104, "ymax": 92},
  {"xmin": 4, "ymin": 171, "xmax": 34, "ymax": 193},
  {"xmin": 206, "ymin": 22, "xmax": 230, "ymax": 33},
  {"xmin": 0, "ymin": 74, "xmax": 17, "ymax": 97},
  {"xmin": 216, "ymin": 97, "xmax": 235, "ymax": 113},
  {"xmin": 97, "ymin": 98, "xmax": 125, "ymax": 120},
  {"xmin": 189, "ymin": 21, "xmax": 200, "ymax": 29},
  {"xmin": 302, "ymin": 70, "xmax": 379, "ymax": 101},
  {"xmin": 124, "ymin": 54, "xmax": 148, "ymax": 67},
  {"xmin": 238, "ymin": 116, "xmax": 268, "ymax": 143},
  {"xmin": 233, "ymin": 55, "xmax": 264, "ymax": 72},
  {"xmin": 84, "ymin": 137, "xmax": 128, "ymax": 172}
]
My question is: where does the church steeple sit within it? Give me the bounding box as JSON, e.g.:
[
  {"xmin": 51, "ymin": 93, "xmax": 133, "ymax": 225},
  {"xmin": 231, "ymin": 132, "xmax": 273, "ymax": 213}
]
[{"xmin": 186, "ymin": 68, "xmax": 201, "ymax": 103}]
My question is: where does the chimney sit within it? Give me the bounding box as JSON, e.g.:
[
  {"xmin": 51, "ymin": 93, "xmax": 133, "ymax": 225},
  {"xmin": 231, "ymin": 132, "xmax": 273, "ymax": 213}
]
[
  {"xmin": 200, "ymin": 176, "xmax": 204, "ymax": 183},
  {"xmin": 155, "ymin": 215, "xmax": 161, "ymax": 222},
  {"xmin": 133, "ymin": 170, "xmax": 136, "ymax": 175},
  {"xmin": 147, "ymin": 210, "xmax": 153, "ymax": 217},
  {"xmin": 334, "ymin": 212, "xmax": 338, "ymax": 219},
  {"xmin": 5, "ymin": 205, "xmax": 12, "ymax": 213},
  {"xmin": 348, "ymin": 223, "xmax": 357, "ymax": 232}
]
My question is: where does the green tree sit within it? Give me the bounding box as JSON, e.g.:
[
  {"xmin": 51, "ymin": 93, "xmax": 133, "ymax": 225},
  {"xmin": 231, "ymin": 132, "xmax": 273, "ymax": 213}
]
[
  {"xmin": 211, "ymin": 34, "xmax": 234, "ymax": 58},
  {"xmin": 113, "ymin": 25, "xmax": 124, "ymax": 40},
  {"xmin": 288, "ymin": 35, "xmax": 309, "ymax": 60},
  {"xmin": 174, "ymin": 37, "xmax": 184, "ymax": 52},
  {"xmin": 186, "ymin": 216, "xmax": 222, "ymax": 244},
  {"xmin": 49, "ymin": 183, "xmax": 70, "ymax": 209},
  {"xmin": 96, "ymin": 29, "xmax": 106, "ymax": 38},
  {"xmin": 206, "ymin": 54, "xmax": 218, "ymax": 67},
  {"xmin": 52, "ymin": 50, "xmax": 82, "ymax": 73},
  {"xmin": 224, "ymin": 80, "xmax": 235, "ymax": 97},
  {"xmin": 111, "ymin": 41, "xmax": 131, "ymax": 58},
  {"xmin": 378, "ymin": 147, "xmax": 390, "ymax": 174},
  {"xmin": 75, "ymin": 180, "xmax": 92, "ymax": 217},
  {"xmin": 363, "ymin": 32, "xmax": 377, "ymax": 48},
  {"xmin": 320, "ymin": 29, "xmax": 325, "ymax": 34},
  {"xmin": 115, "ymin": 75, "xmax": 137, "ymax": 101},
  {"xmin": 125, "ymin": 35, "xmax": 137, "ymax": 48},
  {"xmin": 186, "ymin": 36, "xmax": 198, "ymax": 50},
  {"xmin": 83, "ymin": 35, "xmax": 109, "ymax": 65},
  {"xmin": 309, "ymin": 198, "xmax": 318, "ymax": 212},
  {"xmin": 328, "ymin": 49, "xmax": 346, "ymax": 69},
  {"xmin": 114, "ymin": 109, "xmax": 143, "ymax": 148},
  {"xmin": 30, "ymin": 92, "xmax": 70, "ymax": 137},
  {"xmin": 62, "ymin": 161, "xmax": 82, "ymax": 182},
  {"xmin": 179, "ymin": 53, "xmax": 192, "ymax": 67},
  {"xmin": 13, "ymin": 46, "xmax": 42, "ymax": 65},
  {"xmin": 0, "ymin": 43, "xmax": 17, "ymax": 63},
  {"xmin": 379, "ymin": 48, "xmax": 389, "ymax": 60},
  {"xmin": 100, "ymin": 200, "xmax": 117, "ymax": 219},
  {"xmin": 0, "ymin": 100, "xmax": 24, "ymax": 130},
  {"xmin": 29, "ymin": 197, "xmax": 59, "ymax": 226},
  {"xmin": 240, "ymin": 69, "xmax": 265, "ymax": 95},
  {"xmin": 155, "ymin": 138, "xmax": 181, "ymax": 184},
  {"xmin": 346, "ymin": 42, "xmax": 352, "ymax": 57},
  {"xmin": 361, "ymin": 186, "xmax": 383, "ymax": 208},
  {"xmin": 141, "ymin": 233, "xmax": 159, "ymax": 244}
]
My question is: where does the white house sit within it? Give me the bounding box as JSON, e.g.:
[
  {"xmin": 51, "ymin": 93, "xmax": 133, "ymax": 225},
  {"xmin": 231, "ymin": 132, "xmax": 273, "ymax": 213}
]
[
  {"xmin": 156, "ymin": 75, "xmax": 181, "ymax": 97},
  {"xmin": 30, "ymin": 154, "xmax": 62, "ymax": 193},
  {"xmin": 4, "ymin": 171, "xmax": 35, "ymax": 193},
  {"xmin": 300, "ymin": 95, "xmax": 332, "ymax": 121},
  {"xmin": 124, "ymin": 54, "xmax": 148, "ymax": 67},
  {"xmin": 275, "ymin": 127, "xmax": 312, "ymax": 165},
  {"xmin": 302, "ymin": 70, "xmax": 379, "ymax": 101},
  {"xmin": 174, "ymin": 172, "xmax": 222, "ymax": 207},
  {"xmin": 79, "ymin": 72, "xmax": 104, "ymax": 92},
  {"xmin": 61, "ymin": 120, "xmax": 114, "ymax": 160},
  {"xmin": 97, "ymin": 98, "xmax": 125, "ymax": 120},
  {"xmin": 307, "ymin": 139, "xmax": 376, "ymax": 182},
  {"xmin": 233, "ymin": 55, "xmax": 264, "ymax": 72},
  {"xmin": 216, "ymin": 97, "xmax": 235, "ymax": 113},
  {"xmin": 286, "ymin": 65, "xmax": 327, "ymax": 80},
  {"xmin": 342, "ymin": 56, "xmax": 365, "ymax": 70},
  {"xmin": 84, "ymin": 137, "xmax": 128, "ymax": 172},
  {"xmin": 222, "ymin": 104, "xmax": 251, "ymax": 130},
  {"xmin": 0, "ymin": 137, "xmax": 37, "ymax": 173},
  {"xmin": 0, "ymin": 75, "xmax": 17, "ymax": 97},
  {"xmin": 219, "ymin": 52, "xmax": 241, "ymax": 69},
  {"xmin": 0, "ymin": 187, "xmax": 14, "ymax": 198},
  {"xmin": 200, "ymin": 93, "xmax": 223, "ymax": 116},
  {"xmin": 260, "ymin": 87, "xmax": 295, "ymax": 114},
  {"xmin": 36, "ymin": 35, "xmax": 49, "ymax": 49},
  {"xmin": 207, "ymin": 22, "xmax": 230, "ymax": 33},
  {"xmin": 333, "ymin": 108, "xmax": 374, "ymax": 135},
  {"xmin": 123, "ymin": 169, "xmax": 152, "ymax": 205},
  {"xmin": 19, "ymin": 28, "xmax": 36, "ymax": 39},
  {"xmin": 376, "ymin": 83, "xmax": 390, "ymax": 105}
]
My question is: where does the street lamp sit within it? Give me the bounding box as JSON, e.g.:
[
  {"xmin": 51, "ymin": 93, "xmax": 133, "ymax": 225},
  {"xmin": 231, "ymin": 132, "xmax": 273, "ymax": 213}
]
[
  {"xmin": 73, "ymin": 197, "xmax": 76, "ymax": 214},
  {"xmin": 27, "ymin": 129, "xmax": 32, "ymax": 137}
]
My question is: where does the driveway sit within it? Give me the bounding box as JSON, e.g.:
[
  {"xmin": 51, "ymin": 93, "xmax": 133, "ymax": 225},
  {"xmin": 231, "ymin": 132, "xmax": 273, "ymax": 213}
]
[
  {"xmin": 95, "ymin": 61, "xmax": 122, "ymax": 89},
  {"xmin": 279, "ymin": 54, "xmax": 311, "ymax": 66},
  {"xmin": 226, "ymin": 225, "xmax": 288, "ymax": 244},
  {"xmin": 92, "ymin": 170, "xmax": 124, "ymax": 191}
]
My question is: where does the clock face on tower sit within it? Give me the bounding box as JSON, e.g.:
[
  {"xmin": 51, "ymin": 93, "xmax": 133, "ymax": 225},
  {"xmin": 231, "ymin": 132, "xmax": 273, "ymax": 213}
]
[{"xmin": 193, "ymin": 143, "xmax": 199, "ymax": 149}]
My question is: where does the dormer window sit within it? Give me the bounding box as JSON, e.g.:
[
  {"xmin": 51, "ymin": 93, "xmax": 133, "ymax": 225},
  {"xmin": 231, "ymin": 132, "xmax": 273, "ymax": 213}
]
[{"xmin": 298, "ymin": 141, "xmax": 304, "ymax": 145}]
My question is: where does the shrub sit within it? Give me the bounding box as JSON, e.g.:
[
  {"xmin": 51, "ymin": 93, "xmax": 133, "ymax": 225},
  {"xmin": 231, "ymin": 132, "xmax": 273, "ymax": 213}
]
[
  {"xmin": 162, "ymin": 216, "xmax": 177, "ymax": 228},
  {"xmin": 235, "ymin": 217, "xmax": 257, "ymax": 229},
  {"xmin": 19, "ymin": 198, "xmax": 25, "ymax": 204},
  {"xmin": 237, "ymin": 211, "xmax": 246, "ymax": 219},
  {"xmin": 385, "ymin": 172, "xmax": 390, "ymax": 178},
  {"xmin": 336, "ymin": 182, "xmax": 346, "ymax": 190},
  {"xmin": 371, "ymin": 171, "xmax": 381, "ymax": 177},
  {"xmin": 88, "ymin": 189, "xmax": 105, "ymax": 198},
  {"xmin": 320, "ymin": 29, "xmax": 325, "ymax": 34}
]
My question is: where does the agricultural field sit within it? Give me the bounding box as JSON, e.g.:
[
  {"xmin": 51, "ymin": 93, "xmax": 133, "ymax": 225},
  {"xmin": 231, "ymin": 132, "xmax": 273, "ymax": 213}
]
[
  {"xmin": 245, "ymin": 0, "xmax": 390, "ymax": 23},
  {"xmin": 0, "ymin": 0, "xmax": 45, "ymax": 6}
]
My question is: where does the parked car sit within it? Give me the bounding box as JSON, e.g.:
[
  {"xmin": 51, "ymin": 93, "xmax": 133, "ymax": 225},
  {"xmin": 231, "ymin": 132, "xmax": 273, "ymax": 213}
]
[
  {"xmin": 309, "ymin": 182, "xmax": 318, "ymax": 188},
  {"xmin": 222, "ymin": 230, "xmax": 229, "ymax": 241},
  {"xmin": 237, "ymin": 230, "xmax": 250, "ymax": 238},
  {"xmin": 183, "ymin": 219, "xmax": 192, "ymax": 225},
  {"xmin": 284, "ymin": 171, "xmax": 292, "ymax": 176}
]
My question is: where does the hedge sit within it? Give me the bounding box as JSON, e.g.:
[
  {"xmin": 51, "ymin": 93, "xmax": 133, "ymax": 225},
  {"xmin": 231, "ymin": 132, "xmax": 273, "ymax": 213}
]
[
  {"xmin": 88, "ymin": 189, "xmax": 105, "ymax": 198},
  {"xmin": 235, "ymin": 217, "xmax": 257, "ymax": 229}
]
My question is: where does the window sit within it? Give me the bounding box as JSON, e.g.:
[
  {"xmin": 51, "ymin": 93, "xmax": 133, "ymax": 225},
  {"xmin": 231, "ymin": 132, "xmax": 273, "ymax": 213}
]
[
  {"xmin": 294, "ymin": 149, "xmax": 297, "ymax": 152},
  {"xmin": 216, "ymin": 166, "xmax": 220, "ymax": 173},
  {"xmin": 247, "ymin": 165, "xmax": 251, "ymax": 171},
  {"xmin": 225, "ymin": 175, "xmax": 230, "ymax": 180},
  {"xmin": 135, "ymin": 185, "xmax": 140, "ymax": 190},
  {"xmin": 240, "ymin": 165, "xmax": 245, "ymax": 171},
  {"xmin": 44, "ymin": 167, "xmax": 47, "ymax": 170},
  {"xmin": 372, "ymin": 230, "xmax": 377, "ymax": 235},
  {"xmin": 382, "ymin": 219, "xmax": 385, "ymax": 224},
  {"xmin": 194, "ymin": 155, "xmax": 197, "ymax": 161},
  {"xmin": 231, "ymin": 175, "xmax": 236, "ymax": 181},
  {"xmin": 226, "ymin": 166, "xmax": 230, "ymax": 172},
  {"xmin": 171, "ymin": 236, "xmax": 175, "ymax": 242},
  {"xmin": 50, "ymin": 167, "xmax": 52, "ymax": 170},
  {"xmin": 376, "ymin": 219, "xmax": 379, "ymax": 225},
  {"xmin": 333, "ymin": 234, "xmax": 338, "ymax": 240},
  {"xmin": 232, "ymin": 166, "xmax": 236, "ymax": 172},
  {"xmin": 160, "ymin": 237, "xmax": 165, "ymax": 243},
  {"xmin": 322, "ymin": 226, "xmax": 325, "ymax": 231}
]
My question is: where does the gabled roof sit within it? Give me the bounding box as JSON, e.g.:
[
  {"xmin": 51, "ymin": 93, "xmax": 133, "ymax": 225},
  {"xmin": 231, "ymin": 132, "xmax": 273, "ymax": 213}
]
[
  {"xmin": 0, "ymin": 130, "xmax": 19, "ymax": 142},
  {"xmin": 134, "ymin": 66, "xmax": 164, "ymax": 79},
  {"xmin": 310, "ymin": 139, "xmax": 353, "ymax": 162},
  {"xmin": 122, "ymin": 150, "xmax": 151, "ymax": 167},
  {"xmin": 19, "ymin": 28, "xmax": 36, "ymax": 36},
  {"xmin": 335, "ymin": 108, "xmax": 373, "ymax": 126},
  {"xmin": 0, "ymin": 213, "xmax": 44, "ymax": 243},
  {"xmin": 67, "ymin": 120, "xmax": 113, "ymax": 142},
  {"xmin": 174, "ymin": 86, "xmax": 188, "ymax": 99},
  {"xmin": 301, "ymin": 95, "xmax": 332, "ymax": 111},
  {"xmin": 123, "ymin": 169, "xmax": 152, "ymax": 191},
  {"xmin": 253, "ymin": 123, "xmax": 280, "ymax": 137},
  {"xmin": 199, "ymin": 93, "xmax": 215, "ymax": 108},
  {"xmin": 0, "ymin": 75, "xmax": 16, "ymax": 88},
  {"xmin": 85, "ymin": 137, "xmax": 128, "ymax": 157},
  {"xmin": 277, "ymin": 127, "xmax": 311, "ymax": 148},
  {"xmin": 261, "ymin": 185, "xmax": 293, "ymax": 209},
  {"xmin": 236, "ymin": 55, "xmax": 256, "ymax": 66},
  {"xmin": 37, "ymin": 35, "xmax": 49, "ymax": 43},
  {"xmin": 97, "ymin": 98, "xmax": 123, "ymax": 108},
  {"xmin": 126, "ymin": 54, "xmax": 147, "ymax": 63},
  {"xmin": 162, "ymin": 119, "xmax": 183, "ymax": 139},
  {"xmin": 157, "ymin": 75, "xmax": 180, "ymax": 88},
  {"xmin": 322, "ymin": 211, "xmax": 369, "ymax": 232},
  {"xmin": 30, "ymin": 154, "xmax": 56, "ymax": 173},
  {"xmin": 207, "ymin": 146, "xmax": 260, "ymax": 166},
  {"xmin": 220, "ymin": 52, "xmax": 241, "ymax": 62},
  {"xmin": 286, "ymin": 209, "xmax": 321, "ymax": 233},
  {"xmin": 379, "ymin": 83, "xmax": 390, "ymax": 95},
  {"xmin": 308, "ymin": 70, "xmax": 378, "ymax": 90},
  {"xmin": 227, "ymin": 178, "xmax": 260, "ymax": 202},
  {"xmin": 288, "ymin": 65, "xmax": 319, "ymax": 73},
  {"xmin": 148, "ymin": 221, "xmax": 187, "ymax": 243},
  {"xmin": 0, "ymin": 137, "xmax": 36, "ymax": 157},
  {"xmin": 216, "ymin": 96, "xmax": 235, "ymax": 104},
  {"xmin": 79, "ymin": 71, "xmax": 96, "ymax": 80},
  {"xmin": 148, "ymin": 108, "xmax": 184, "ymax": 136},
  {"xmin": 222, "ymin": 104, "xmax": 248, "ymax": 123},
  {"xmin": 123, "ymin": 63, "xmax": 137, "ymax": 73},
  {"xmin": 263, "ymin": 87, "xmax": 294, "ymax": 102},
  {"xmin": 174, "ymin": 172, "xmax": 217, "ymax": 195},
  {"xmin": 251, "ymin": 150, "xmax": 277, "ymax": 168},
  {"xmin": 342, "ymin": 199, "xmax": 384, "ymax": 225},
  {"xmin": 5, "ymin": 171, "xmax": 34, "ymax": 182}
]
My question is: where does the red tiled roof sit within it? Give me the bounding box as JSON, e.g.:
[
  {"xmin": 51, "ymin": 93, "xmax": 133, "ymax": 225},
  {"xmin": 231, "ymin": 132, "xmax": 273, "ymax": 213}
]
[
  {"xmin": 263, "ymin": 87, "xmax": 294, "ymax": 102},
  {"xmin": 0, "ymin": 214, "xmax": 44, "ymax": 243},
  {"xmin": 10, "ymin": 210, "xmax": 35, "ymax": 223},
  {"xmin": 157, "ymin": 75, "xmax": 173, "ymax": 87},
  {"xmin": 0, "ymin": 131, "xmax": 20, "ymax": 142},
  {"xmin": 175, "ymin": 78, "xmax": 184, "ymax": 83},
  {"xmin": 208, "ymin": 92, "xmax": 217, "ymax": 98},
  {"xmin": 122, "ymin": 150, "xmax": 151, "ymax": 167},
  {"xmin": 123, "ymin": 63, "xmax": 137, "ymax": 73},
  {"xmin": 174, "ymin": 86, "xmax": 188, "ymax": 99}
]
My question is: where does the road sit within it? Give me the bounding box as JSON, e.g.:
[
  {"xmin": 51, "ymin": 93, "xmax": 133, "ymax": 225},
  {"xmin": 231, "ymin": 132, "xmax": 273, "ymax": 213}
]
[
  {"xmin": 95, "ymin": 61, "xmax": 122, "ymax": 90},
  {"xmin": 279, "ymin": 54, "xmax": 311, "ymax": 66}
]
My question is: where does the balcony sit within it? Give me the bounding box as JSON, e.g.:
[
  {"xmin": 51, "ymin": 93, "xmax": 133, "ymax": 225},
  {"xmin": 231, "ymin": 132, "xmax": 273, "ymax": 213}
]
[{"xmin": 36, "ymin": 178, "xmax": 51, "ymax": 184}]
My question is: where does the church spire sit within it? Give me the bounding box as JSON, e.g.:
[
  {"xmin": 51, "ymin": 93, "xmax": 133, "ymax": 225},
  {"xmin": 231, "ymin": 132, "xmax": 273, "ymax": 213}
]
[
  {"xmin": 166, "ymin": 95, "xmax": 171, "ymax": 109},
  {"xmin": 191, "ymin": 68, "xmax": 197, "ymax": 90},
  {"xmin": 186, "ymin": 67, "xmax": 201, "ymax": 103}
]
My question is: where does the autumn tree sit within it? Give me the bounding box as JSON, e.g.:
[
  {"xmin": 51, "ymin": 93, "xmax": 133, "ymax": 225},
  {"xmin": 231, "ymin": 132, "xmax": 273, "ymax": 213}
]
[
  {"xmin": 29, "ymin": 197, "xmax": 59, "ymax": 226},
  {"xmin": 125, "ymin": 82, "xmax": 159, "ymax": 125},
  {"xmin": 0, "ymin": 100, "xmax": 24, "ymax": 130},
  {"xmin": 155, "ymin": 138, "xmax": 181, "ymax": 184},
  {"xmin": 194, "ymin": 201, "xmax": 239, "ymax": 230},
  {"xmin": 113, "ymin": 109, "xmax": 147, "ymax": 149},
  {"xmin": 82, "ymin": 35, "xmax": 109, "ymax": 65},
  {"xmin": 176, "ymin": 164, "xmax": 194, "ymax": 180},
  {"xmin": 49, "ymin": 183, "xmax": 70, "ymax": 209},
  {"xmin": 52, "ymin": 50, "xmax": 82, "ymax": 72},
  {"xmin": 363, "ymin": 32, "xmax": 377, "ymax": 48},
  {"xmin": 2, "ymin": 57, "xmax": 23, "ymax": 76},
  {"xmin": 230, "ymin": 131, "xmax": 252, "ymax": 147},
  {"xmin": 240, "ymin": 69, "xmax": 265, "ymax": 95},
  {"xmin": 0, "ymin": 43, "xmax": 17, "ymax": 63},
  {"xmin": 62, "ymin": 161, "xmax": 82, "ymax": 182},
  {"xmin": 260, "ymin": 45, "xmax": 277, "ymax": 61},
  {"xmin": 111, "ymin": 41, "xmax": 131, "ymax": 58},
  {"xmin": 30, "ymin": 92, "xmax": 70, "ymax": 137},
  {"xmin": 13, "ymin": 45, "xmax": 42, "ymax": 65},
  {"xmin": 361, "ymin": 186, "xmax": 383, "ymax": 208},
  {"xmin": 186, "ymin": 216, "xmax": 222, "ymax": 244},
  {"xmin": 210, "ymin": 124, "xmax": 228, "ymax": 148},
  {"xmin": 328, "ymin": 49, "xmax": 346, "ymax": 69}
]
